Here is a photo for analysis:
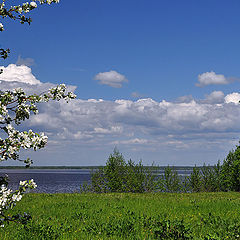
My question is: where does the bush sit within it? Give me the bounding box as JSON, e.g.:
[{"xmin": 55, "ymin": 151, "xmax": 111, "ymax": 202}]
[
  {"xmin": 188, "ymin": 164, "xmax": 222, "ymax": 193},
  {"xmin": 89, "ymin": 143, "xmax": 240, "ymax": 193},
  {"xmin": 188, "ymin": 166, "xmax": 202, "ymax": 192},
  {"xmin": 90, "ymin": 148, "xmax": 157, "ymax": 193},
  {"xmin": 212, "ymin": 161, "xmax": 222, "ymax": 192},
  {"xmin": 201, "ymin": 164, "xmax": 218, "ymax": 192},
  {"xmin": 104, "ymin": 149, "xmax": 127, "ymax": 192},
  {"xmin": 162, "ymin": 166, "xmax": 181, "ymax": 192}
]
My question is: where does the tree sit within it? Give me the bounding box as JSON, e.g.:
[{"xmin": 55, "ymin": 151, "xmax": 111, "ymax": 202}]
[
  {"xmin": 221, "ymin": 143, "xmax": 240, "ymax": 191},
  {"xmin": 91, "ymin": 148, "xmax": 157, "ymax": 193},
  {"xmin": 0, "ymin": 0, "xmax": 75, "ymax": 226},
  {"xmin": 91, "ymin": 148, "xmax": 127, "ymax": 192},
  {"xmin": 188, "ymin": 165, "xmax": 202, "ymax": 192},
  {"xmin": 162, "ymin": 166, "xmax": 180, "ymax": 192},
  {"xmin": 104, "ymin": 148, "xmax": 127, "ymax": 192}
]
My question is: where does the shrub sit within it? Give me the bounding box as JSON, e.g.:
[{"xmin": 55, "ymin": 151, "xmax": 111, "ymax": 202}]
[
  {"xmin": 188, "ymin": 166, "xmax": 202, "ymax": 192},
  {"xmin": 162, "ymin": 166, "xmax": 181, "ymax": 192},
  {"xmin": 201, "ymin": 164, "xmax": 216, "ymax": 192},
  {"xmin": 212, "ymin": 160, "xmax": 222, "ymax": 192},
  {"xmin": 90, "ymin": 148, "xmax": 157, "ymax": 193},
  {"xmin": 89, "ymin": 143, "xmax": 240, "ymax": 193},
  {"xmin": 104, "ymin": 148, "xmax": 127, "ymax": 192}
]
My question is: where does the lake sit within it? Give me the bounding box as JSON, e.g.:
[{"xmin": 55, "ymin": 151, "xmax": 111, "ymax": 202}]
[
  {"xmin": 0, "ymin": 169, "xmax": 92, "ymax": 193},
  {"xmin": 0, "ymin": 168, "xmax": 193, "ymax": 193}
]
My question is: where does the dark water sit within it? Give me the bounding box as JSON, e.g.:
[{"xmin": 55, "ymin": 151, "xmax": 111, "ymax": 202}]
[
  {"xmin": 0, "ymin": 169, "xmax": 92, "ymax": 193},
  {"xmin": 0, "ymin": 168, "xmax": 193, "ymax": 193}
]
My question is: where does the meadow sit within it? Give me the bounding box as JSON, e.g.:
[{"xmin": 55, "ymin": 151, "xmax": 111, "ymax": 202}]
[{"xmin": 1, "ymin": 192, "xmax": 240, "ymax": 239}]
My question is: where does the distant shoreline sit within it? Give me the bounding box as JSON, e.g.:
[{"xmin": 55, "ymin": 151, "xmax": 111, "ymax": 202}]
[{"xmin": 0, "ymin": 165, "xmax": 213, "ymax": 170}]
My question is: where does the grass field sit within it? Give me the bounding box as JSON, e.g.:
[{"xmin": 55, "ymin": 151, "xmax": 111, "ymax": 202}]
[{"xmin": 1, "ymin": 192, "xmax": 240, "ymax": 239}]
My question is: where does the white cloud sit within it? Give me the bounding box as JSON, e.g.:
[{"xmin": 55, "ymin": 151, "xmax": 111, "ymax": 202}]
[
  {"xmin": 17, "ymin": 92, "xmax": 240, "ymax": 165},
  {"xmin": 112, "ymin": 138, "xmax": 149, "ymax": 145},
  {"xmin": 204, "ymin": 91, "xmax": 225, "ymax": 104},
  {"xmin": 225, "ymin": 92, "xmax": 240, "ymax": 104},
  {"xmin": 196, "ymin": 71, "xmax": 228, "ymax": 87},
  {"xmin": 94, "ymin": 126, "xmax": 122, "ymax": 134},
  {"xmin": 30, "ymin": 95, "xmax": 237, "ymax": 165},
  {"xmin": 94, "ymin": 70, "xmax": 128, "ymax": 88},
  {"xmin": 0, "ymin": 64, "xmax": 40, "ymax": 85},
  {"xmin": 176, "ymin": 95, "xmax": 194, "ymax": 103},
  {"xmin": 1, "ymin": 63, "xmax": 240, "ymax": 165},
  {"xmin": 27, "ymin": 94, "xmax": 240, "ymax": 146},
  {"xmin": 0, "ymin": 64, "xmax": 76, "ymax": 95}
]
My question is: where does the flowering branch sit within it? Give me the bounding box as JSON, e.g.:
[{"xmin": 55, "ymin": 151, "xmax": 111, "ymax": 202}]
[
  {"xmin": 0, "ymin": 84, "xmax": 76, "ymax": 165},
  {"xmin": 0, "ymin": 0, "xmax": 73, "ymax": 227},
  {"xmin": 0, "ymin": 0, "xmax": 60, "ymax": 58},
  {"xmin": 0, "ymin": 178, "xmax": 37, "ymax": 227}
]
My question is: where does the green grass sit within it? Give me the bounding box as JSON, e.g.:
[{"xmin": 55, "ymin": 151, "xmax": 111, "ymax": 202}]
[{"xmin": 1, "ymin": 192, "xmax": 240, "ymax": 239}]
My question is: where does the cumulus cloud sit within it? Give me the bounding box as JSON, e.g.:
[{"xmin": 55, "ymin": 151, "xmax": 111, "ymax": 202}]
[
  {"xmin": 203, "ymin": 91, "xmax": 225, "ymax": 104},
  {"xmin": 0, "ymin": 64, "xmax": 76, "ymax": 94},
  {"xmin": 0, "ymin": 64, "xmax": 40, "ymax": 85},
  {"xmin": 196, "ymin": 71, "xmax": 229, "ymax": 87},
  {"xmin": 19, "ymin": 92, "xmax": 240, "ymax": 166},
  {"xmin": 27, "ymin": 94, "xmax": 240, "ymax": 146},
  {"xmin": 176, "ymin": 95, "xmax": 194, "ymax": 103},
  {"xmin": 225, "ymin": 92, "xmax": 240, "ymax": 104},
  {"xmin": 1, "ymin": 63, "xmax": 240, "ymax": 165},
  {"xmin": 94, "ymin": 70, "xmax": 128, "ymax": 88}
]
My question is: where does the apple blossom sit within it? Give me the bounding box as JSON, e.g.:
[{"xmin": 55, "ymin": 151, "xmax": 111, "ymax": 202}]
[
  {"xmin": 0, "ymin": 0, "xmax": 77, "ymax": 227},
  {"xmin": 0, "ymin": 178, "xmax": 37, "ymax": 226}
]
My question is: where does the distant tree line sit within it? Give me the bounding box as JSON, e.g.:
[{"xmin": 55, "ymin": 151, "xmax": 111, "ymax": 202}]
[{"xmin": 83, "ymin": 144, "xmax": 240, "ymax": 193}]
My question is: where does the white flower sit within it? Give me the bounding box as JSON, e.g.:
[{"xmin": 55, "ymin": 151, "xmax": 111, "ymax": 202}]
[
  {"xmin": 0, "ymin": 23, "xmax": 3, "ymax": 31},
  {"xmin": 29, "ymin": 179, "xmax": 37, "ymax": 188},
  {"xmin": 8, "ymin": 146, "xmax": 15, "ymax": 154},
  {"xmin": 6, "ymin": 125, "xmax": 13, "ymax": 131},
  {"xmin": 30, "ymin": 2, "xmax": 37, "ymax": 8},
  {"xmin": 20, "ymin": 180, "xmax": 27, "ymax": 186},
  {"xmin": 12, "ymin": 193, "xmax": 22, "ymax": 202}
]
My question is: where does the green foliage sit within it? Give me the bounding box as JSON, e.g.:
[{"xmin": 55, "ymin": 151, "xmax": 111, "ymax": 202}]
[
  {"xmin": 188, "ymin": 166, "xmax": 202, "ymax": 192},
  {"xmin": 17, "ymin": 222, "xmax": 71, "ymax": 240},
  {"xmin": 162, "ymin": 166, "xmax": 181, "ymax": 192},
  {"xmin": 221, "ymin": 143, "xmax": 240, "ymax": 191},
  {"xmin": 90, "ymin": 168, "xmax": 107, "ymax": 193},
  {"xmin": 187, "ymin": 164, "xmax": 222, "ymax": 193},
  {"xmin": 148, "ymin": 218, "xmax": 192, "ymax": 240},
  {"xmin": 104, "ymin": 149, "xmax": 127, "ymax": 192},
  {"xmin": 212, "ymin": 160, "xmax": 222, "ymax": 192},
  {"xmin": 1, "ymin": 192, "xmax": 240, "ymax": 239},
  {"xmin": 90, "ymin": 148, "xmax": 157, "ymax": 193},
  {"xmin": 201, "ymin": 164, "xmax": 214, "ymax": 192},
  {"xmin": 201, "ymin": 162, "xmax": 222, "ymax": 192},
  {"xmin": 90, "ymin": 142, "xmax": 240, "ymax": 194}
]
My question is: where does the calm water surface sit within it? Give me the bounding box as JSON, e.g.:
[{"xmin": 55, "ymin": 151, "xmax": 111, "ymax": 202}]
[
  {"xmin": 0, "ymin": 168, "xmax": 192, "ymax": 193},
  {"xmin": 0, "ymin": 169, "xmax": 92, "ymax": 193}
]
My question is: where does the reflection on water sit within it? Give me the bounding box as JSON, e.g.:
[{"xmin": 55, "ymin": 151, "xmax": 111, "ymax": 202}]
[{"xmin": 0, "ymin": 168, "xmax": 193, "ymax": 193}]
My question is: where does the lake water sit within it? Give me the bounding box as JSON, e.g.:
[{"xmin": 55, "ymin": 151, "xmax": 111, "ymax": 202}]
[
  {"xmin": 0, "ymin": 168, "xmax": 193, "ymax": 193},
  {"xmin": 0, "ymin": 169, "xmax": 92, "ymax": 193}
]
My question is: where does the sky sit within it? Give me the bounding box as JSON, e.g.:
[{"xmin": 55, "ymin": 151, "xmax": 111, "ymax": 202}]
[{"xmin": 1, "ymin": 0, "xmax": 240, "ymax": 166}]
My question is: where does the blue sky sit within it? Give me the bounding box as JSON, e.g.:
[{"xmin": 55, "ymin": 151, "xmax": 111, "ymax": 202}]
[{"xmin": 1, "ymin": 0, "xmax": 240, "ymax": 166}]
